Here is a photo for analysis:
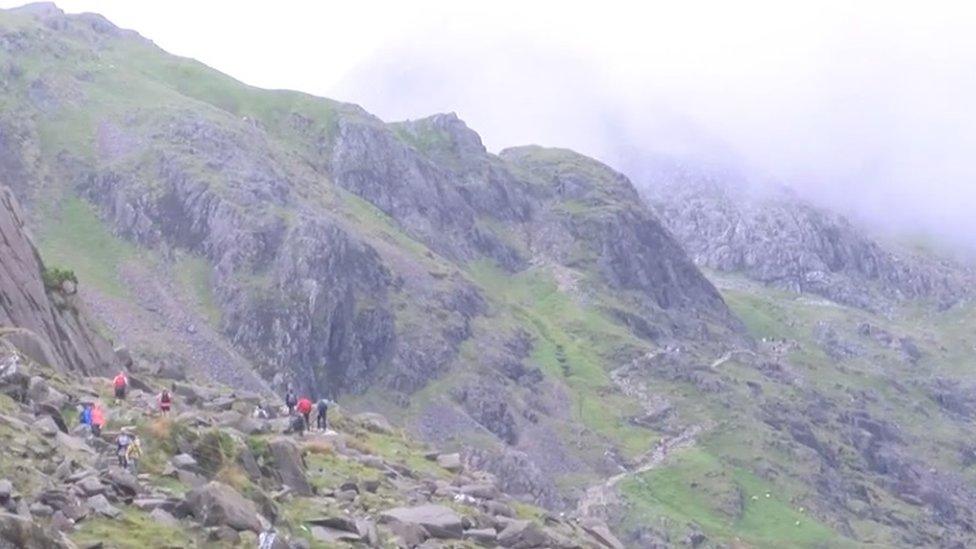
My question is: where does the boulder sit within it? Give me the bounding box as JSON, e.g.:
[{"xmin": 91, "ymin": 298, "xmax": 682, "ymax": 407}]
[
  {"xmin": 310, "ymin": 525, "xmax": 361, "ymax": 544},
  {"xmin": 171, "ymin": 453, "xmax": 198, "ymax": 469},
  {"xmin": 307, "ymin": 516, "xmax": 359, "ymax": 533},
  {"xmin": 497, "ymin": 519, "xmax": 550, "ymax": 548},
  {"xmin": 380, "ymin": 504, "xmax": 463, "ymax": 539},
  {"xmin": 0, "ymin": 479, "xmax": 11, "ymax": 501},
  {"xmin": 149, "ymin": 507, "xmax": 180, "ymax": 528},
  {"xmin": 464, "ymin": 527, "xmax": 498, "ymax": 544},
  {"xmin": 103, "ymin": 467, "xmax": 141, "ymax": 498},
  {"xmin": 581, "ymin": 518, "xmax": 625, "ymax": 549},
  {"xmin": 87, "ymin": 494, "xmax": 121, "ymax": 519},
  {"xmin": 0, "ymin": 511, "xmax": 73, "ymax": 548},
  {"xmin": 436, "ymin": 453, "xmax": 463, "ymax": 473},
  {"xmin": 33, "ymin": 415, "xmax": 60, "ymax": 437},
  {"xmin": 460, "ymin": 483, "xmax": 498, "ymax": 499},
  {"xmin": 268, "ymin": 438, "xmax": 313, "ymax": 496},
  {"xmin": 76, "ymin": 476, "xmax": 106, "ymax": 497},
  {"xmin": 181, "ymin": 481, "xmax": 263, "ymax": 533}
]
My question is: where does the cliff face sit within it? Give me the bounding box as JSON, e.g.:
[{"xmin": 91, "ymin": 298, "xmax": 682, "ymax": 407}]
[
  {"xmin": 641, "ymin": 161, "xmax": 972, "ymax": 311},
  {"xmin": 0, "ymin": 183, "xmax": 117, "ymax": 373}
]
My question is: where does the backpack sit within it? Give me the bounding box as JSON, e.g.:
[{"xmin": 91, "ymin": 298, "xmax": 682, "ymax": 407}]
[{"xmin": 114, "ymin": 375, "xmax": 126, "ymax": 389}]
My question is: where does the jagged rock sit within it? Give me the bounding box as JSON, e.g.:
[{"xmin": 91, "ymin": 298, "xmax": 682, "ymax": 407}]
[
  {"xmin": 87, "ymin": 494, "xmax": 121, "ymax": 519},
  {"xmin": 50, "ymin": 510, "xmax": 73, "ymax": 532},
  {"xmin": 0, "ymin": 185, "xmax": 119, "ymax": 376},
  {"xmin": 0, "ymin": 511, "xmax": 73, "ymax": 548},
  {"xmin": 581, "ymin": 518, "xmax": 625, "ymax": 549},
  {"xmin": 181, "ymin": 481, "xmax": 263, "ymax": 533},
  {"xmin": 268, "ymin": 438, "xmax": 313, "ymax": 496},
  {"xmin": 76, "ymin": 476, "xmax": 106, "ymax": 497},
  {"xmin": 380, "ymin": 504, "xmax": 463, "ymax": 539},
  {"xmin": 103, "ymin": 467, "xmax": 140, "ymax": 498},
  {"xmin": 459, "ymin": 483, "xmax": 498, "ymax": 499},
  {"xmin": 33, "ymin": 415, "xmax": 60, "ymax": 437},
  {"xmin": 307, "ymin": 515, "xmax": 359, "ymax": 533}
]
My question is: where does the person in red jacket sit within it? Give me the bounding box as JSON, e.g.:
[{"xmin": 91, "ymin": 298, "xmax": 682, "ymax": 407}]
[
  {"xmin": 296, "ymin": 397, "xmax": 313, "ymax": 431},
  {"xmin": 112, "ymin": 371, "xmax": 129, "ymax": 401}
]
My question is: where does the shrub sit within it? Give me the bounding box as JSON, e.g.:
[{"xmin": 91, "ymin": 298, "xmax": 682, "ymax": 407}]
[{"xmin": 42, "ymin": 267, "xmax": 78, "ymax": 293}]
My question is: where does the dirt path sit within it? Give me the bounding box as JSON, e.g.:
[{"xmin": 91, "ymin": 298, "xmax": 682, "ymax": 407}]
[{"xmin": 82, "ymin": 260, "xmax": 270, "ymax": 395}]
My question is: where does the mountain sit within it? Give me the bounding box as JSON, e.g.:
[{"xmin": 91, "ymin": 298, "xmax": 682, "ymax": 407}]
[
  {"xmin": 0, "ymin": 0, "xmax": 737, "ymax": 515},
  {"xmin": 6, "ymin": 3, "xmax": 976, "ymax": 548},
  {"xmin": 639, "ymin": 157, "xmax": 972, "ymax": 312}
]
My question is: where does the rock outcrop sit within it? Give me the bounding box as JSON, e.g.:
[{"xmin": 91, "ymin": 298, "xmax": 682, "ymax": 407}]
[
  {"xmin": 642, "ymin": 161, "xmax": 971, "ymax": 310},
  {"xmin": 0, "ymin": 184, "xmax": 117, "ymax": 374}
]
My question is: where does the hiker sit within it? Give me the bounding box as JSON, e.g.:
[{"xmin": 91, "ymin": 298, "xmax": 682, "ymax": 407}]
[
  {"xmin": 284, "ymin": 386, "xmax": 297, "ymax": 415},
  {"xmin": 296, "ymin": 396, "xmax": 312, "ymax": 430},
  {"xmin": 316, "ymin": 397, "xmax": 333, "ymax": 431},
  {"xmin": 125, "ymin": 434, "xmax": 143, "ymax": 472},
  {"xmin": 112, "ymin": 371, "xmax": 129, "ymax": 401},
  {"xmin": 158, "ymin": 389, "xmax": 172, "ymax": 414},
  {"xmin": 91, "ymin": 403, "xmax": 105, "ymax": 437},
  {"xmin": 79, "ymin": 402, "xmax": 93, "ymax": 429},
  {"xmin": 116, "ymin": 430, "xmax": 133, "ymax": 468}
]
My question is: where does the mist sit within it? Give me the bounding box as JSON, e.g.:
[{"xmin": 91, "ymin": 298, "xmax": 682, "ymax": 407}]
[{"xmin": 331, "ymin": 2, "xmax": 976, "ymax": 250}]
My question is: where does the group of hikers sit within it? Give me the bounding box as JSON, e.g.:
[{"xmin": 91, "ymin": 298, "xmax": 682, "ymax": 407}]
[
  {"xmin": 77, "ymin": 370, "xmax": 331, "ymax": 471},
  {"xmin": 75, "ymin": 371, "xmax": 170, "ymax": 472},
  {"xmin": 284, "ymin": 385, "xmax": 333, "ymax": 436}
]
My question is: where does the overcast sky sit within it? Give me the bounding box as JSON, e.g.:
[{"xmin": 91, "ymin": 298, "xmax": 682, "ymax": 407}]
[{"xmin": 4, "ymin": 1, "xmax": 976, "ymax": 246}]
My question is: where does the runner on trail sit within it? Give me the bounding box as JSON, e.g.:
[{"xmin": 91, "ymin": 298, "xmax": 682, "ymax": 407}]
[{"xmin": 91, "ymin": 403, "xmax": 105, "ymax": 437}]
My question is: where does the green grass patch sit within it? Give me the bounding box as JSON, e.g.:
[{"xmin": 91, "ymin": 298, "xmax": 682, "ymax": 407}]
[
  {"xmin": 174, "ymin": 253, "xmax": 221, "ymax": 326},
  {"xmin": 37, "ymin": 197, "xmax": 136, "ymax": 298},
  {"xmin": 72, "ymin": 507, "xmax": 197, "ymax": 548},
  {"xmin": 621, "ymin": 448, "xmax": 849, "ymax": 548}
]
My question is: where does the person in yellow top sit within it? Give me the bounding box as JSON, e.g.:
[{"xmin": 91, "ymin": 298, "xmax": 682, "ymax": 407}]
[{"xmin": 125, "ymin": 434, "xmax": 143, "ymax": 472}]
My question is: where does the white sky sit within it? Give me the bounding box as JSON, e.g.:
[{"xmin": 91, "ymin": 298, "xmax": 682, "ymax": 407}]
[{"xmin": 4, "ymin": 0, "xmax": 976, "ymax": 245}]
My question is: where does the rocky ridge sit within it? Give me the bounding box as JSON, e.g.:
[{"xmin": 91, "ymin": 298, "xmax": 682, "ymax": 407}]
[{"xmin": 641, "ymin": 159, "xmax": 972, "ymax": 311}]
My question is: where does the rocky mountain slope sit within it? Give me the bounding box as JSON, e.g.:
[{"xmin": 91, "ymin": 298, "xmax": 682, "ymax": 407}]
[
  {"xmin": 639, "ymin": 158, "xmax": 972, "ymax": 311},
  {"xmin": 6, "ymin": 3, "xmax": 976, "ymax": 548},
  {"xmin": 0, "ymin": 337, "xmax": 623, "ymax": 548}
]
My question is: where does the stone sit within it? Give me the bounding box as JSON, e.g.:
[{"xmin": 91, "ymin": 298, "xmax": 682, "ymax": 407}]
[
  {"xmin": 28, "ymin": 502, "xmax": 53, "ymax": 517},
  {"xmin": 0, "ymin": 511, "xmax": 74, "ymax": 548},
  {"xmin": 268, "ymin": 438, "xmax": 313, "ymax": 496},
  {"xmin": 176, "ymin": 469, "xmax": 207, "ymax": 488},
  {"xmin": 436, "ymin": 453, "xmax": 463, "ymax": 473},
  {"xmin": 362, "ymin": 479, "xmax": 381, "ymax": 493},
  {"xmin": 76, "ymin": 477, "xmax": 106, "ymax": 497},
  {"xmin": 497, "ymin": 519, "xmax": 549, "ymax": 548},
  {"xmin": 181, "ymin": 481, "xmax": 263, "ymax": 533},
  {"xmin": 103, "ymin": 467, "xmax": 141, "ymax": 498},
  {"xmin": 484, "ymin": 499, "xmax": 516, "ymax": 518},
  {"xmin": 380, "ymin": 504, "xmax": 463, "ymax": 539},
  {"xmin": 50, "ymin": 510, "xmax": 74, "ymax": 533},
  {"xmin": 0, "ymin": 479, "xmax": 11, "ymax": 501},
  {"xmin": 171, "ymin": 453, "xmax": 198, "ymax": 469},
  {"xmin": 310, "ymin": 525, "xmax": 361, "ymax": 543},
  {"xmin": 33, "ymin": 415, "xmax": 59, "ymax": 437},
  {"xmin": 307, "ymin": 515, "xmax": 359, "ymax": 533},
  {"xmin": 464, "ymin": 527, "xmax": 498, "ymax": 544},
  {"xmin": 459, "ymin": 483, "xmax": 498, "ymax": 499},
  {"xmin": 87, "ymin": 494, "xmax": 121, "ymax": 519},
  {"xmin": 149, "ymin": 507, "xmax": 180, "ymax": 528},
  {"xmin": 581, "ymin": 518, "xmax": 625, "ymax": 549}
]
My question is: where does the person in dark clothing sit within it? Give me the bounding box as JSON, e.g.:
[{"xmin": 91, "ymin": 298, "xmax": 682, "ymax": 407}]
[
  {"xmin": 284, "ymin": 387, "xmax": 297, "ymax": 415},
  {"xmin": 316, "ymin": 397, "xmax": 333, "ymax": 431}
]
